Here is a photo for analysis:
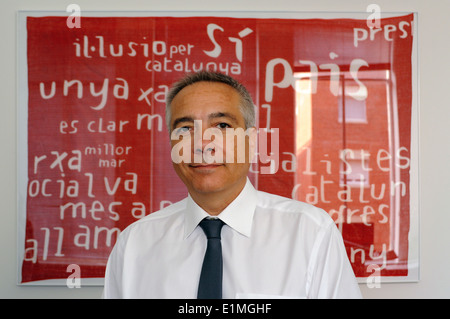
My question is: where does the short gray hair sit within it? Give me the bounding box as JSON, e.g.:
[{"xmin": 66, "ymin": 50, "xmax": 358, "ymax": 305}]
[{"xmin": 165, "ymin": 71, "xmax": 255, "ymax": 132}]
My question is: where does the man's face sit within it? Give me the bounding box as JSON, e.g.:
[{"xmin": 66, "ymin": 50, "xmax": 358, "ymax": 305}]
[{"xmin": 169, "ymin": 81, "xmax": 254, "ymax": 197}]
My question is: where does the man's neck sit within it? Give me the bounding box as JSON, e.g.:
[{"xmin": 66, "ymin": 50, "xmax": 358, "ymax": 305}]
[{"xmin": 188, "ymin": 177, "xmax": 247, "ymax": 216}]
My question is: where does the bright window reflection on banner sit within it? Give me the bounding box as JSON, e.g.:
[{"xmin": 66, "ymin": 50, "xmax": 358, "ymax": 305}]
[{"xmin": 294, "ymin": 66, "xmax": 412, "ymax": 278}]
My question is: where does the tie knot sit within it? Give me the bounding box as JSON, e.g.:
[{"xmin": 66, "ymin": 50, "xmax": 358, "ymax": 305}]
[{"xmin": 199, "ymin": 218, "xmax": 225, "ymax": 239}]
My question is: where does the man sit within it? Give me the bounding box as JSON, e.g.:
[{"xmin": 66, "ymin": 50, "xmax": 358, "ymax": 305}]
[{"xmin": 103, "ymin": 71, "xmax": 361, "ymax": 299}]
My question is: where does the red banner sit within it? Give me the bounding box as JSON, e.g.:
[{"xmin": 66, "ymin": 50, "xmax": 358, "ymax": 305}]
[{"xmin": 20, "ymin": 13, "xmax": 416, "ymax": 283}]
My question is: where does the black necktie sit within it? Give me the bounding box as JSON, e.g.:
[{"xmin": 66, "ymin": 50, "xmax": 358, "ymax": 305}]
[{"xmin": 197, "ymin": 218, "xmax": 225, "ymax": 299}]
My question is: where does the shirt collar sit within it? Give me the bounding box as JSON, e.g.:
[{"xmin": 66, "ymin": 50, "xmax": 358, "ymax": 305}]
[{"xmin": 184, "ymin": 177, "xmax": 257, "ymax": 239}]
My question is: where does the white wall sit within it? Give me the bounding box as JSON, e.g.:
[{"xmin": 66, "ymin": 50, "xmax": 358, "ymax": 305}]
[{"xmin": 1, "ymin": 0, "xmax": 449, "ymax": 299}]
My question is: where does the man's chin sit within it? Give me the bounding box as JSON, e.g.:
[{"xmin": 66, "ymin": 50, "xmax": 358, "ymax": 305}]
[{"xmin": 189, "ymin": 177, "xmax": 226, "ymax": 194}]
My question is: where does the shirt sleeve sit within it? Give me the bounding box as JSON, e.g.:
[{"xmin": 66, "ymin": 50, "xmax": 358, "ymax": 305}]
[
  {"xmin": 306, "ymin": 222, "xmax": 362, "ymax": 299},
  {"xmin": 102, "ymin": 232, "xmax": 126, "ymax": 299}
]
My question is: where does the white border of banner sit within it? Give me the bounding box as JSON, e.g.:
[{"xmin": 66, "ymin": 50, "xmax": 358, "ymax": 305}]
[{"xmin": 17, "ymin": 10, "xmax": 419, "ymax": 286}]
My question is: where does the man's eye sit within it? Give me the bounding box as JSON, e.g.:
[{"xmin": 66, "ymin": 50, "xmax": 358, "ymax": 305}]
[
  {"xmin": 216, "ymin": 122, "xmax": 231, "ymax": 129},
  {"xmin": 175, "ymin": 126, "xmax": 192, "ymax": 135}
]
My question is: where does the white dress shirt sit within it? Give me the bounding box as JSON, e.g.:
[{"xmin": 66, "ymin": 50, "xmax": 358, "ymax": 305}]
[{"xmin": 103, "ymin": 178, "xmax": 361, "ymax": 299}]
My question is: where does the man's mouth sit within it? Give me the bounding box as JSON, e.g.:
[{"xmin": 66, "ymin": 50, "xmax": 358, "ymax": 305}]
[{"xmin": 188, "ymin": 163, "xmax": 224, "ymax": 169}]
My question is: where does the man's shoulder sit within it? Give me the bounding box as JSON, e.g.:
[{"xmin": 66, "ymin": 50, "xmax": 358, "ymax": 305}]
[{"xmin": 255, "ymin": 190, "xmax": 333, "ymax": 227}]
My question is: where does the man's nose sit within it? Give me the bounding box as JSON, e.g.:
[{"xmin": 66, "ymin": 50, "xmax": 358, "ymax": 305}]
[{"xmin": 193, "ymin": 127, "xmax": 214, "ymax": 154}]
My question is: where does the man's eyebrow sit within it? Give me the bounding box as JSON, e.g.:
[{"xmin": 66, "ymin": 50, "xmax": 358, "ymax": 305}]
[
  {"xmin": 208, "ymin": 112, "xmax": 238, "ymax": 123},
  {"xmin": 172, "ymin": 116, "xmax": 194, "ymax": 129},
  {"xmin": 172, "ymin": 112, "xmax": 239, "ymax": 130}
]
